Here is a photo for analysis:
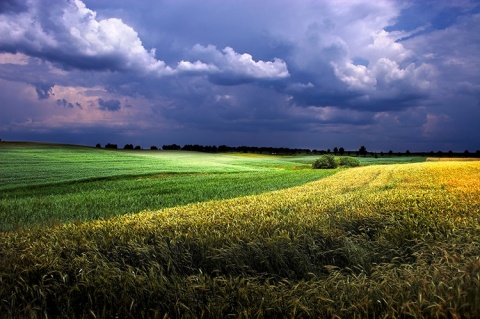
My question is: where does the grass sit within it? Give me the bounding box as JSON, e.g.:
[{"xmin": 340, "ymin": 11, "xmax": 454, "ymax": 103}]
[
  {"xmin": 0, "ymin": 142, "xmax": 336, "ymax": 231},
  {"xmin": 357, "ymin": 156, "xmax": 426, "ymax": 165},
  {"xmin": 0, "ymin": 170, "xmax": 337, "ymax": 231},
  {"xmin": 0, "ymin": 143, "xmax": 273, "ymax": 190},
  {"xmin": 0, "ymin": 141, "xmax": 479, "ymax": 318}
]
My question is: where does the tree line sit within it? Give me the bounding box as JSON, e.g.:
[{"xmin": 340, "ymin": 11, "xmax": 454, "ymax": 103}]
[{"xmin": 96, "ymin": 143, "xmax": 480, "ymax": 157}]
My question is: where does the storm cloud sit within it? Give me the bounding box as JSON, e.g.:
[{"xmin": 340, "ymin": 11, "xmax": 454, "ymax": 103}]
[
  {"xmin": 0, "ymin": 0, "xmax": 479, "ymax": 151},
  {"xmin": 97, "ymin": 98, "xmax": 121, "ymax": 112}
]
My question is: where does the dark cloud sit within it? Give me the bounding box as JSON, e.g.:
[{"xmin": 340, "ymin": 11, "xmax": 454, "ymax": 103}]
[
  {"xmin": 56, "ymin": 99, "xmax": 71, "ymax": 108},
  {"xmin": 1, "ymin": 0, "xmax": 479, "ymax": 152},
  {"xmin": 0, "ymin": 0, "xmax": 27, "ymax": 14},
  {"xmin": 98, "ymin": 98, "xmax": 121, "ymax": 112},
  {"xmin": 56, "ymin": 99, "xmax": 76, "ymax": 109},
  {"xmin": 34, "ymin": 83, "xmax": 54, "ymax": 100}
]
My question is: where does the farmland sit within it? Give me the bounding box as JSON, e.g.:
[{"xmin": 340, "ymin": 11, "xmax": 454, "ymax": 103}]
[
  {"xmin": 0, "ymin": 142, "xmax": 337, "ymax": 231},
  {"xmin": 0, "ymin": 142, "xmax": 479, "ymax": 318}
]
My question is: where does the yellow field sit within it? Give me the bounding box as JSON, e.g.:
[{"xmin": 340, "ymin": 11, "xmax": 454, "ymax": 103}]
[
  {"xmin": 427, "ymin": 157, "xmax": 480, "ymax": 161},
  {"xmin": 1, "ymin": 161, "xmax": 479, "ymax": 318}
]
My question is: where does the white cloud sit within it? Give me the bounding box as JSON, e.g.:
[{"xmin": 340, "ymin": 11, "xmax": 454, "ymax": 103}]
[
  {"xmin": 0, "ymin": 0, "xmax": 290, "ymax": 83},
  {"xmin": 363, "ymin": 30, "xmax": 413, "ymax": 63},
  {"xmin": 0, "ymin": 0, "xmax": 174, "ymax": 75},
  {"xmin": 373, "ymin": 58, "xmax": 435, "ymax": 90},
  {"xmin": 220, "ymin": 46, "xmax": 289, "ymax": 80},
  {"xmin": 274, "ymin": 0, "xmax": 437, "ymax": 107},
  {"xmin": 176, "ymin": 60, "xmax": 218, "ymax": 73},
  {"xmin": 190, "ymin": 44, "xmax": 289, "ymax": 81},
  {"xmin": 332, "ymin": 62, "xmax": 376, "ymax": 90}
]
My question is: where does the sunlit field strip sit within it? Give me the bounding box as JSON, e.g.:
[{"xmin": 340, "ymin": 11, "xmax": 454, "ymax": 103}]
[
  {"xmin": 0, "ymin": 170, "xmax": 336, "ymax": 231},
  {"xmin": 0, "ymin": 142, "xmax": 426, "ymax": 191},
  {"xmin": 0, "ymin": 143, "xmax": 280, "ymax": 190},
  {"xmin": 1, "ymin": 161, "xmax": 479, "ymax": 318}
]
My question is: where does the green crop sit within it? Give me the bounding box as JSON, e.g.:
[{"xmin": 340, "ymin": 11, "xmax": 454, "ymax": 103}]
[
  {"xmin": 0, "ymin": 170, "xmax": 336, "ymax": 231},
  {"xmin": 0, "ymin": 143, "xmax": 336, "ymax": 230}
]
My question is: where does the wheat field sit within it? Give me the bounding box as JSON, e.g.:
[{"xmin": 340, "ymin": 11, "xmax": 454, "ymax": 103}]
[{"xmin": 1, "ymin": 160, "xmax": 479, "ymax": 318}]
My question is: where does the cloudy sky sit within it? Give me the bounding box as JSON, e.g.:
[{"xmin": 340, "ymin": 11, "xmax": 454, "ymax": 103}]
[{"xmin": 1, "ymin": 0, "xmax": 479, "ymax": 152}]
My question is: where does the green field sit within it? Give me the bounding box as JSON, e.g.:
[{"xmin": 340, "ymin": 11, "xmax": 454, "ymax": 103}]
[
  {"xmin": 0, "ymin": 142, "xmax": 478, "ymax": 318},
  {"xmin": 0, "ymin": 142, "xmax": 338, "ymax": 231}
]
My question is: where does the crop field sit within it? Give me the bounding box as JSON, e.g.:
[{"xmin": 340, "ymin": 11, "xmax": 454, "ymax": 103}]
[
  {"xmin": 0, "ymin": 143, "xmax": 336, "ymax": 231},
  {"xmin": 0, "ymin": 143, "xmax": 479, "ymax": 318}
]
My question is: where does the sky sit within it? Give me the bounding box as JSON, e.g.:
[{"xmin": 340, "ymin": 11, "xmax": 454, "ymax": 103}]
[{"xmin": 0, "ymin": 0, "xmax": 479, "ymax": 152}]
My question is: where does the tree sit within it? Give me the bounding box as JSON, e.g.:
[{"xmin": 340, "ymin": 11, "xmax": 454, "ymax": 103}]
[
  {"xmin": 338, "ymin": 147, "xmax": 345, "ymax": 156},
  {"xmin": 95, "ymin": 143, "xmax": 101, "ymax": 148},
  {"xmin": 218, "ymin": 145, "xmax": 230, "ymax": 152},
  {"xmin": 406, "ymin": 150, "xmax": 411, "ymax": 155},
  {"xmin": 134, "ymin": 145, "xmax": 142, "ymax": 150},
  {"xmin": 124, "ymin": 144, "xmax": 134, "ymax": 150},
  {"xmin": 150, "ymin": 146, "xmax": 158, "ymax": 150},
  {"xmin": 339, "ymin": 156, "xmax": 360, "ymax": 167},
  {"xmin": 162, "ymin": 144, "xmax": 181, "ymax": 150},
  {"xmin": 333, "ymin": 147, "xmax": 338, "ymax": 155},
  {"xmin": 358, "ymin": 145, "xmax": 367, "ymax": 156},
  {"xmin": 312, "ymin": 154, "xmax": 338, "ymax": 169}
]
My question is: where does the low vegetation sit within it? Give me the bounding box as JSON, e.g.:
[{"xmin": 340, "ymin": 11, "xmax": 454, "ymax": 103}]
[
  {"xmin": 338, "ymin": 156, "xmax": 360, "ymax": 167},
  {"xmin": 0, "ymin": 170, "xmax": 338, "ymax": 231},
  {"xmin": 312, "ymin": 155, "xmax": 360, "ymax": 169},
  {"xmin": 0, "ymin": 143, "xmax": 337, "ymax": 231},
  {"xmin": 312, "ymin": 154, "xmax": 338, "ymax": 169},
  {"xmin": 0, "ymin": 143, "xmax": 479, "ymax": 318}
]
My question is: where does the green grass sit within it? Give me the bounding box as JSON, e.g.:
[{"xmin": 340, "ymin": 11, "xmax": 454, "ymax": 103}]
[
  {"xmin": 357, "ymin": 156, "xmax": 426, "ymax": 165},
  {"xmin": 0, "ymin": 143, "xmax": 277, "ymax": 190},
  {"xmin": 0, "ymin": 143, "xmax": 424, "ymax": 190},
  {"xmin": 0, "ymin": 170, "xmax": 335, "ymax": 231},
  {"xmin": 0, "ymin": 142, "xmax": 335, "ymax": 231}
]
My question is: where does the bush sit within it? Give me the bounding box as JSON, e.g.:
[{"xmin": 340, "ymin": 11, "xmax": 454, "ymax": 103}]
[
  {"xmin": 312, "ymin": 154, "xmax": 338, "ymax": 169},
  {"xmin": 339, "ymin": 156, "xmax": 360, "ymax": 167}
]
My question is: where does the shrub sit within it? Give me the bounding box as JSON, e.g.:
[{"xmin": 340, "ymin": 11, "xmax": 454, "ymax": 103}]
[
  {"xmin": 312, "ymin": 154, "xmax": 338, "ymax": 169},
  {"xmin": 339, "ymin": 156, "xmax": 360, "ymax": 167}
]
